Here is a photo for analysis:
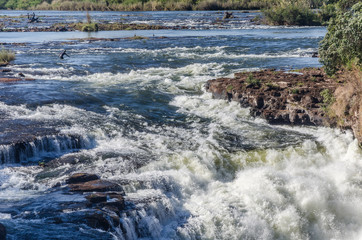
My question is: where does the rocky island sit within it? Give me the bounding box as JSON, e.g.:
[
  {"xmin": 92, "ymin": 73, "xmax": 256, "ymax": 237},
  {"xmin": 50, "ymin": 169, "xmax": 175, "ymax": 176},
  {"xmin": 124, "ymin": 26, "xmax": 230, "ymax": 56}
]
[{"xmin": 206, "ymin": 68, "xmax": 362, "ymax": 145}]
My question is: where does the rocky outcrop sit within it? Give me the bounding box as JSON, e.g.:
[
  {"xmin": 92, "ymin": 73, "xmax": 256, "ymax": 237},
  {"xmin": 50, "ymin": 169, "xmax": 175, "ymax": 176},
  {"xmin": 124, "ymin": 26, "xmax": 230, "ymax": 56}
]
[
  {"xmin": 69, "ymin": 179, "xmax": 124, "ymax": 192},
  {"xmin": 206, "ymin": 68, "xmax": 362, "ymax": 145},
  {"xmin": 330, "ymin": 68, "xmax": 362, "ymax": 145},
  {"xmin": 206, "ymin": 68, "xmax": 341, "ymax": 126},
  {"xmin": 65, "ymin": 173, "xmax": 126, "ymax": 231}
]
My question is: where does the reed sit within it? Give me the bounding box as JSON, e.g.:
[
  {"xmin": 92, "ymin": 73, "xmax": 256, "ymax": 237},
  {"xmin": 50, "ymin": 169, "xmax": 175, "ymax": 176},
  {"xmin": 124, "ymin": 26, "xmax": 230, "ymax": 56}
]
[{"xmin": 0, "ymin": 49, "xmax": 15, "ymax": 64}]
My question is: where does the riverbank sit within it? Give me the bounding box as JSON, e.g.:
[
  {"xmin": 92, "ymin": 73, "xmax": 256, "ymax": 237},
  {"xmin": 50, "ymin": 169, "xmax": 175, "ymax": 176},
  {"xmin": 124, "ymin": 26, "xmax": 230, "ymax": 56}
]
[{"xmin": 206, "ymin": 68, "xmax": 362, "ymax": 145}]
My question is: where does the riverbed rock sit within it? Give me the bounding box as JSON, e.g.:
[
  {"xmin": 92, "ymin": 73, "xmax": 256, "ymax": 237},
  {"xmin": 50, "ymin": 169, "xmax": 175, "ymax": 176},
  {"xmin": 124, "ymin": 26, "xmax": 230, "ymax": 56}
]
[
  {"xmin": 206, "ymin": 68, "xmax": 362, "ymax": 145},
  {"xmin": 69, "ymin": 179, "xmax": 123, "ymax": 192},
  {"xmin": 206, "ymin": 68, "xmax": 341, "ymax": 127},
  {"xmin": 86, "ymin": 211, "xmax": 113, "ymax": 231},
  {"xmin": 66, "ymin": 173, "xmax": 99, "ymax": 184},
  {"xmin": 0, "ymin": 77, "xmax": 22, "ymax": 82},
  {"xmin": 0, "ymin": 223, "xmax": 6, "ymax": 240}
]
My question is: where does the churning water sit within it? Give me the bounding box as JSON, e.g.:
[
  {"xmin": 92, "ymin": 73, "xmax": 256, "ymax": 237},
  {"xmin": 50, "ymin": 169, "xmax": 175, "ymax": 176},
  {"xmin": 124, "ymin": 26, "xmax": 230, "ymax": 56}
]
[{"xmin": 1, "ymin": 10, "xmax": 361, "ymax": 240}]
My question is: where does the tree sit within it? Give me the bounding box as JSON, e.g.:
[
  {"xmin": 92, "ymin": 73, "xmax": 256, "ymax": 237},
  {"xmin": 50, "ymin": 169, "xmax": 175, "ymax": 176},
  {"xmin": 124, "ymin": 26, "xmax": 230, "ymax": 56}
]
[{"xmin": 319, "ymin": 2, "xmax": 362, "ymax": 75}]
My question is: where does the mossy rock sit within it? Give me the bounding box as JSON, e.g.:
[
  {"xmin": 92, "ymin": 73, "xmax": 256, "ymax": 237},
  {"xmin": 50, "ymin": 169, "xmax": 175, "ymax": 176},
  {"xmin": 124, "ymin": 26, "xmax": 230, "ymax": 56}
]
[{"xmin": 81, "ymin": 23, "xmax": 99, "ymax": 32}]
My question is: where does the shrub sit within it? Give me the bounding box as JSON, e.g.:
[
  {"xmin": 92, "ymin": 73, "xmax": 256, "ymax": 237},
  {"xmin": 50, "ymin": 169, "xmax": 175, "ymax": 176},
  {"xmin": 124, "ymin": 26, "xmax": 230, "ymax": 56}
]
[
  {"xmin": 245, "ymin": 73, "xmax": 261, "ymax": 87},
  {"xmin": 81, "ymin": 22, "xmax": 98, "ymax": 32},
  {"xmin": 263, "ymin": 3, "xmax": 321, "ymax": 26},
  {"xmin": 320, "ymin": 89, "xmax": 335, "ymax": 106},
  {"xmin": 318, "ymin": 3, "xmax": 337, "ymax": 25},
  {"xmin": 319, "ymin": 2, "xmax": 362, "ymax": 75},
  {"xmin": 0, "ymin": 48, "xmax": 15, "ymax": 64}
]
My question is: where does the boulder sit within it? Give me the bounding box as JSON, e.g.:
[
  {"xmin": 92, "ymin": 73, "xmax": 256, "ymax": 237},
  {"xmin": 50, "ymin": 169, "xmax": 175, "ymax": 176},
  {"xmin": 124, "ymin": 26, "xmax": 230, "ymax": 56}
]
[
  {"xmin": 86, "ymin": 212, "xmax": 112, "ymax": 231},
  {"xmin": 69, "ymin": 179, "xmax": 123, "ymax": 192},
  {"xmin": 66, "ymin": 173, "xmax": 99, "ymax": 184},
  {"xmin": 85, "ymin": 193, "xmax": 107, "ymax": 204},
  {"xmin": 0, "ymin": 223, "xmax": 6, "ymax": 240}
]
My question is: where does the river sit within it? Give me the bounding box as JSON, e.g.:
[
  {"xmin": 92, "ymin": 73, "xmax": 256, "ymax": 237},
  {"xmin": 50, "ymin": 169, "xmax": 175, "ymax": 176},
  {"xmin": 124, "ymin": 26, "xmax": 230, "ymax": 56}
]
[{"xmin": 1, "ymin": 10, "xmax": 362, "ymax": 240}]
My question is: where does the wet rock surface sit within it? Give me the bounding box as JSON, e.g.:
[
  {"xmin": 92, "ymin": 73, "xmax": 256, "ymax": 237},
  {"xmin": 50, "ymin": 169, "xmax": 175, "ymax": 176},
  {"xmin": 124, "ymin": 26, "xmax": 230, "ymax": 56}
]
[
  {"xmin": 0, "ymin": 118, "xmax": 91, "ymax": 164},
  {"xmin": 65, "ymin": 173, "xmax": 126, "ymax": 232},
  {"xmin": 206, "ymin": 68, "xmax": 342, "ymax": 126},
  {"xmin": 0, "ymin": 223, "xmax": 6, "ymax": 240},
  {"xmin": 69, "ymin": 179, "xmax": 124, "ymax": 192},
  {"xmin": 0, "ymin": 64, "xmax": 35, "ymax": 82},
  {"xmin": 0, "ymin": 22, "xmax": 187, "ymax": 32},
  {"xmin": 66, "ymin": 173, "xmax": 100, "ymax": 184}
]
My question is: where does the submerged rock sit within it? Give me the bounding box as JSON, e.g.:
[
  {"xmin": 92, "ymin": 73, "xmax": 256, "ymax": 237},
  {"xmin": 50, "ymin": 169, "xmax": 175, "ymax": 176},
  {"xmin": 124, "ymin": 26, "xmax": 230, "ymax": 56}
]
[
  {"xmin": 0, "ymin": 223, "xmax": 6, "ymax": 240},
  {"xmin": 66, "ymin": 173, "xmax": 99, "ymax": 184}
]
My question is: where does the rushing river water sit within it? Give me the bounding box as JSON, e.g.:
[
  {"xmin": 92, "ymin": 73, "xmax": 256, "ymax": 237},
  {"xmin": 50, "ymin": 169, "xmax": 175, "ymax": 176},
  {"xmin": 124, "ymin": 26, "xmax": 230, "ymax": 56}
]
[{"xmin": 1, "ymin": 10, "xmax": 362, "ymax": 240}]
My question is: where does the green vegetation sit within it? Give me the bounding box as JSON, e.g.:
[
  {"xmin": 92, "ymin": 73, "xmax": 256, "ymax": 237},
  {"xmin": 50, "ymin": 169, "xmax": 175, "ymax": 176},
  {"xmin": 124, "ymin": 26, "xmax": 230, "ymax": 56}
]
[
  {"xmin": 226, "ymin": 85, "xmax": 233, "ymax": 92},
  {"xmin": 0, "ymin": 0, "xmax": 327, "ymax": 11},
  {"xmin": 320, "ymin": 89, "xmax": 334, "ymax": 104},
  {"xmin": 263, "ymin": 2, "xmax": 321, "ymax": 26},
  {"xmin": 245, "ymin": 73, "xmax": 261, "ymax": 87},
  {"xmin": 80, "ymin": 22, "xmax": 98, "ymax": 31},
  {"xmin": 319, "ymin": 2, "xmax": 362, "ymax": 75},
  {"xmin": 0, "ymin": 48, "xmax": 15, "ymax": 64},
  {"xmin": 290, "ymin": 88, "xmax": 300, "ymax": 94}
]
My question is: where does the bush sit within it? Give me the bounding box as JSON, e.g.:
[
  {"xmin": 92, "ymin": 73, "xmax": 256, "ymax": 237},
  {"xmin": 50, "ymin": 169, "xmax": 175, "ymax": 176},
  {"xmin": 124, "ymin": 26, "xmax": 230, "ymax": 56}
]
[
  {"xmin": 263, "ymin": 3, "xmax": 321, "ymax": 26},
  {"xmin": 0, "ymin": 48, "xmax": 15, "ymax": 64},
  {"xmin": 319, "ymin": 2, "xmax": 362, "ymax": 75},
  {"xmin": 318, "ymin": 3, "xmax": 337, "ymax": 25},
  {"xmin": 80, "ymin": 22, "xmax": 98, "ymax": 32},
  {"xmin": 245, "ymin": 73, "xmax": 261, "ymax": 87}
]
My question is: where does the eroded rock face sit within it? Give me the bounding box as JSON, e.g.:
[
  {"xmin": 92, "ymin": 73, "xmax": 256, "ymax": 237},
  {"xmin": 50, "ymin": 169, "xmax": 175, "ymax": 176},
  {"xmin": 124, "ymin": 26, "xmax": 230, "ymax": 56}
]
[
  {"xmin": 65, "ymin": 173, "xmax": 126, "ymax": 232},
  {"xmin": 206, "ymin": 69, "xmax": 341, "ymax": 127}
]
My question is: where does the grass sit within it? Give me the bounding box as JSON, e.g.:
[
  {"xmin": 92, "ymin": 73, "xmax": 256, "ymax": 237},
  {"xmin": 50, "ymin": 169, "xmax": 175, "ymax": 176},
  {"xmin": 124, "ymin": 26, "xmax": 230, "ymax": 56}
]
[
  {"xmin": 245, "ymin": 73, "xmax": 261, "ymax": 87},
  {"xmin": 320, "ymin": 89, "xmax": 335, "ymax": 105},
  {"xmin": 0, "ymin": 49, "xmax": 15, "ymax": 64}
]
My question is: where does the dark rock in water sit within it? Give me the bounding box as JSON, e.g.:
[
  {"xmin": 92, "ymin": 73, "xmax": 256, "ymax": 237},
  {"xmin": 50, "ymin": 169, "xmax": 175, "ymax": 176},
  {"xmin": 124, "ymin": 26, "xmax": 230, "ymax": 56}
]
[
  {"xmin": 85, "ymin": 193, "xmax": 107, "ymax": 203},
  {"xmin": 66, "ymin": 173, "xmax": 99, "ymax": 184},
  {"xmin": 45, "ymin": 155, "xmax": 79, "ymax": 168},
  {"xmin": 0, "ymin": 223, "xmax": 6, "ymax": 240},
  {"xmin": 85, "ymin": 192, "xmax": 125, "ymax": 211},
  {"xmin": 18, "ymin": 72, "xmax": 25, "ymax": 77},
  {"xmin": 0, "ymin": 69, "xmax": 11, "ymax": 73},
  {"xmin": 69, "ymin": 179, "xmax": 124, "ymax": 193},
  {"xmin": 45, "ymin": 153, "xmax": 93, "ymax": 168},
  {"xmin": 86, "ymin": 211, "xmax": 112, "ymax": 231}
]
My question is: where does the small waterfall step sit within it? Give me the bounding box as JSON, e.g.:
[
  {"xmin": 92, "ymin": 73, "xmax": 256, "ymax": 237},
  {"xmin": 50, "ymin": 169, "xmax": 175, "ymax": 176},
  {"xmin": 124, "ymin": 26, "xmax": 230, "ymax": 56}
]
[{"xmin": 0, "ymin": 119, "xmax": 94, "ymax": 164}]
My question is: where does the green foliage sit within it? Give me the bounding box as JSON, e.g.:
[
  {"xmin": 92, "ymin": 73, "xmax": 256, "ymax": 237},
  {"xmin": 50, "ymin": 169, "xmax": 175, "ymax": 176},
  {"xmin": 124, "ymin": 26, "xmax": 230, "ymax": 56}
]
[
  {"xmin": 318, "ymin": 3, "xmax": 337, "ymax": 24},
  {"xmin": 319, "ymin": 2, "xmax": 362, "ymax": 75},
  {"xmin": 80, "ymin": 22, "xmax": 98, "ymax": 32},
  {"xmin": 320, "ymin": 88, "xmax": 335, "ymax": 106},
  {"xmin": 0, "ymin": 0, "xmax": 327, "ymax": 11},
  {"xmin": 263, "ymin": 3, "xmax": 321, "ymax": 26},
  {"xmin": 0, "ymin": 48, "xmax": 15, "ymax": 64},
  {"xmin": 246, "ymin": 73, "xmax": 261, "ymax": 87},
  {"xmin": 226, "ymin": 85, "xmax": 233, "ymax": 92},
  {"xmin": 291, "ymin": 88, "xmax": 300, "ymax": 94}
]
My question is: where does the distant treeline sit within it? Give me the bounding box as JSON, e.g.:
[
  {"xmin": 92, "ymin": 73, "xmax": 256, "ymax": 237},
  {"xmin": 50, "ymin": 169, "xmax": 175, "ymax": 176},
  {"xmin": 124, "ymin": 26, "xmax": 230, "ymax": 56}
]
[{"xmin": 0, "ymin": 0, "xmax": 333, "ymax": 11}]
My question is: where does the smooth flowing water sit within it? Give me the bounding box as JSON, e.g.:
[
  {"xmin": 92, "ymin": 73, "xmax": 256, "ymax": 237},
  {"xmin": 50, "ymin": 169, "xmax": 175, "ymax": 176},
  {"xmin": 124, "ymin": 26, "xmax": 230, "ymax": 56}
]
[{"xmin": 1, "ymin": 10, "xmax": 362, "ymax": 240}]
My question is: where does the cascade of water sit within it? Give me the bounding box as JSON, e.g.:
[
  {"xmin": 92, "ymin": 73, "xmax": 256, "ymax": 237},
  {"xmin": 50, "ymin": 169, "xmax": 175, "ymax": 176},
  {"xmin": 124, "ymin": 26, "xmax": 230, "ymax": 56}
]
[{"xmin": 0, "ymin": 134, "xmax": 94, "ymax": 164}]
